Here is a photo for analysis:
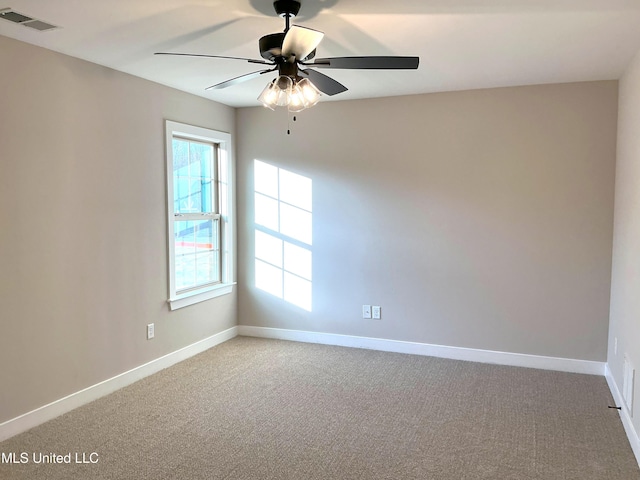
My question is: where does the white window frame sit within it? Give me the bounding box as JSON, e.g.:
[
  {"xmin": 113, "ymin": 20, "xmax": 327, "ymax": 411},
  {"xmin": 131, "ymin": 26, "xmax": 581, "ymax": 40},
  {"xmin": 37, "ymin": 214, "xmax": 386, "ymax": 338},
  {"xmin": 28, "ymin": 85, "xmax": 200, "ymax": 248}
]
[{"xmin": 165, "ymin": 120, "xmax": 235, "ymax": 310}]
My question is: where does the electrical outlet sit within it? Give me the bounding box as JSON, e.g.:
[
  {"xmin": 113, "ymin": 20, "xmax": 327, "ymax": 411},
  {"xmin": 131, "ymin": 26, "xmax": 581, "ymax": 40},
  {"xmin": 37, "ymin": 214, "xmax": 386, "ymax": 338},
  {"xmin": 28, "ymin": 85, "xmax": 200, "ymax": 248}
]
[
  {"xmin": 362, "ymin": 305, "xmax": 372, "ymax": 319},
  {"xmin": 147, "ymin": 323, "xmax": 155, "ymax": 340},
  {"xmin": 372, "ymin": 306, "xmax": 381, "ymax": 319}
]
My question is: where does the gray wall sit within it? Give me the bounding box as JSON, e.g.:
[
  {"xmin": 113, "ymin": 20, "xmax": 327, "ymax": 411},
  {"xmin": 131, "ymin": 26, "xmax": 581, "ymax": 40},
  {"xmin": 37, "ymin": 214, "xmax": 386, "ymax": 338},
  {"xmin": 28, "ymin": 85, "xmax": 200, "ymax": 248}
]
[
  {"xmin": 0, "ymin": 35, "xmax": 237, "ymax": 423},
  {"xmin": 237, "ymin": 81, "xmax": 618, "ymax": 361},
  {"xmin": 609, "ymin": 47, "xmax": 640, "ymax": 438}
]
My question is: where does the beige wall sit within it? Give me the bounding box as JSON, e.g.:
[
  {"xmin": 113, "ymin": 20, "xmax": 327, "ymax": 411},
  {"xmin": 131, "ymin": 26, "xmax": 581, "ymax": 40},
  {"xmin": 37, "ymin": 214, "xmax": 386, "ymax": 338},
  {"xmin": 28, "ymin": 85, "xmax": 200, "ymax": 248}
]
[
  {"xmin": 237, "ymin": 81, "xmax": 618, "ymax": 361},
  {"xmin": 609, "ymin": 48, "xmax": 640, "ymax": 437},
  {"xmin": 0, "ymin": 35, "xmax": 237, "ymax": 423},
  {"xmin": 0, "ymin": 31, "xmax": 621, "ymax": 426}
]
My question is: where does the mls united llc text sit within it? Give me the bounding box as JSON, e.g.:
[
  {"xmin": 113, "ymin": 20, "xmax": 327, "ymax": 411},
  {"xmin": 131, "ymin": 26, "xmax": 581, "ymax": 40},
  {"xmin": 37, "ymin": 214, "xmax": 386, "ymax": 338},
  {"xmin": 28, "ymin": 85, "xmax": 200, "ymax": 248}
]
[{"xmin": 1, "ymin": 452, "xmax": 99, "ymax": 464}]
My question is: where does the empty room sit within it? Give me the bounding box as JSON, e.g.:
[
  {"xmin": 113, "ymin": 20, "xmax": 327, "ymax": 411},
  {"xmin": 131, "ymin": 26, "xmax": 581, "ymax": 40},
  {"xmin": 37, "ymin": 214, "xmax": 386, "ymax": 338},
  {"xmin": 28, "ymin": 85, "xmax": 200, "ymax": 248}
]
[{"xmin": 1, "ymin": 1, "xmax": 640, "ymax": 478}]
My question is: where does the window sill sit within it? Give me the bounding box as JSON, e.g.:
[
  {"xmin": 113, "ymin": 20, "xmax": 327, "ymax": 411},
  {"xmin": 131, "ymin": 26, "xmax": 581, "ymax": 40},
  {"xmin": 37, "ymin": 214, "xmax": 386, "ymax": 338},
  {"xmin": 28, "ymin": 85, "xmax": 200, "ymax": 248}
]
[{"xmin": 168, "ymin": 283, "xmax": 235, "ymax": 311}]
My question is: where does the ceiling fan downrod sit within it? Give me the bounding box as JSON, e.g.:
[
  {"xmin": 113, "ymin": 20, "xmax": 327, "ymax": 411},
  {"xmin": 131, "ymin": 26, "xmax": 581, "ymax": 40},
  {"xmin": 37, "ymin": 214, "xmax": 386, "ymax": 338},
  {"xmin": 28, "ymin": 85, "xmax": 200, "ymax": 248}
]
[{"xmin": 273, "ymin": 0, "xmax": 300, "ymax": 32}]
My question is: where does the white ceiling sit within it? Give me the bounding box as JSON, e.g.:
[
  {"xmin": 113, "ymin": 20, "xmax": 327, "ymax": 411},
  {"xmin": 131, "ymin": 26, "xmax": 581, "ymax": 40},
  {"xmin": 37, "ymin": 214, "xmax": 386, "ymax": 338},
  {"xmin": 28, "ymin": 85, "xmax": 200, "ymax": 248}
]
[{"xmin": 2, "ymin": 0, "xmax": 640, "ymax": 107}]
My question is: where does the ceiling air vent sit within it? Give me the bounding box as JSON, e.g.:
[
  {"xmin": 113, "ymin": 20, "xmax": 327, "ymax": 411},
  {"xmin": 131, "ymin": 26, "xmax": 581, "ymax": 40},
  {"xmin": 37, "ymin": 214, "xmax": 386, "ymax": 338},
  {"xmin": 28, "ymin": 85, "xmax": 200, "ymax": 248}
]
[{"xmin": 0, "ymin": 8, "xmax": 59, "ymax": 31}]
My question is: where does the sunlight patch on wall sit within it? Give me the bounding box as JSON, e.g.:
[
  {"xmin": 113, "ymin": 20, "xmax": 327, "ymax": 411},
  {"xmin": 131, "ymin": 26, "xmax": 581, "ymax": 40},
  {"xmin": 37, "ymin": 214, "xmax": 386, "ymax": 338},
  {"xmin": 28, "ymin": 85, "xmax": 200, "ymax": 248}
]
[{"xmin": 254, "ymin": 160, "xmax": 312, "ymax": 311}]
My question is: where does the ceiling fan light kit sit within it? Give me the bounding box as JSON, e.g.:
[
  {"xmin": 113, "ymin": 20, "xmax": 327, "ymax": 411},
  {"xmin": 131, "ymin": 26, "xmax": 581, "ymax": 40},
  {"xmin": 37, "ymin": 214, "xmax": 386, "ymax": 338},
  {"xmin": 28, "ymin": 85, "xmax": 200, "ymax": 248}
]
[
  {"xmin": 258, "ymin": 75, "xmax": 321, "ymax": 111},
  {"xmin": 155, "ymin": 0, "xmax": 419, "ymax": 112}
]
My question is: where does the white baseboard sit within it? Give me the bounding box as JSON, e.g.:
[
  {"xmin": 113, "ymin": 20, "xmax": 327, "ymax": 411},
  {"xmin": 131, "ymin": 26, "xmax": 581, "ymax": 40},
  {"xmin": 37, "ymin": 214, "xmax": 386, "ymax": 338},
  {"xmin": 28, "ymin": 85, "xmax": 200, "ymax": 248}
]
[
  {"xmin": 237, "ymin": 326, "xmax": 605, "ymax": 376},
  {"xmin": 605, "ymin": 364, "xmax": 640, "ymax": 467},
  {"xmin": 0, "ymin": 326, "xmax": 238, "ymax": 443}
]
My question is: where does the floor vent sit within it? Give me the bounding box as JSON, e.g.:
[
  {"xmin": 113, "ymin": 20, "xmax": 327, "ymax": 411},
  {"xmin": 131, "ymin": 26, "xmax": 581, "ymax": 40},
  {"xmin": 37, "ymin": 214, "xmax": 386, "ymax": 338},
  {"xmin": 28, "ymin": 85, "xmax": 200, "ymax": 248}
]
[
  {"xmin": 0, "ymin": 8, "xmax": 59, "ymax": 31},
  {"xmin": 623, "ymin": 355, "xmax": 635, "ymax": 416}
]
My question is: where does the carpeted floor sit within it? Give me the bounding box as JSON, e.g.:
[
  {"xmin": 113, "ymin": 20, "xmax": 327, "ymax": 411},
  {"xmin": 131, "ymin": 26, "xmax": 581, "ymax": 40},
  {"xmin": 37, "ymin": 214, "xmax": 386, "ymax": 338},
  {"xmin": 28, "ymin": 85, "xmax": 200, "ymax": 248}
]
[{"xmin": 0, "ymin": 336, "xmax": 638, "ymax": 479}]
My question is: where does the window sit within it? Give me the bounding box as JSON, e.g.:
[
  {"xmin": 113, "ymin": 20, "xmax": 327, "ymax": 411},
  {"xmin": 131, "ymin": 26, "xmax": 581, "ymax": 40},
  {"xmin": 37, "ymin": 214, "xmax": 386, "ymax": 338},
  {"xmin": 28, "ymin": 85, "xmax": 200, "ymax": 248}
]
[
  {"xmin": 254, "ymin": 160, "xmax": 313, "ymax": 311},
  {"xmin": 166, "ymin": 121, "xmax": 234, "ymax": 310}
]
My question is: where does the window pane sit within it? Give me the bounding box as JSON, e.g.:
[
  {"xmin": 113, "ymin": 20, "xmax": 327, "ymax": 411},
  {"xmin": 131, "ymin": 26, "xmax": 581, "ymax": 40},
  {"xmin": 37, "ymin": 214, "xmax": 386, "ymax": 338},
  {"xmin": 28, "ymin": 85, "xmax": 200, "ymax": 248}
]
[
  {"xmin": 184, "ymin": 180, "xmax": 202, "ymax": 212},
  {"xmin": 254, "ymin": 160, "xmax": 279, "ymax": 198},
  {"xmin": 175, "ymin": 250, "xmax": 190, "ymax": 291},
  {"xmin": 255, "ymin": 193, "xmax": 279, "ymax": 231},
  {"xmin": 173, "ymin": 139, "xmax": 189, "ymax": 171},
  {"xmin": 194, "ymin": 219, "xmax": 215, "ymax": 246},
  {"xmin": 196, "ymin": 251, "xmax": 218, "ymax": 284},
  {"xmin": 200, "ymin": 179, "xmax": 213, "ymax": 213},
  {"xmin": 175, "ymin": 179, "xmax": 193, "ymax": 213},
  {"xmin": 256, "ymin": 259, "xmax": 283, "ymax": 298},
  {"xmin": 175, "ymin": 220, "xmax": 196, "ymax": 290},
  {"xmin": 175, "ymin": 219, "xmax": 219, "ymax": 291},
  {"xmin": 189, "ymin": 148, "xmax": 202, "ymax": 178},
  {"xmin": 255, "ymin": 231, "xmax": 283, "ymax": 268},
  {"xmin": 284, "ymin": 241, "xmax": 311, "ymax": 280},
  {"xmin": 280, "ymin": 169, "xmax": 312, "ymax": 211},
  {"xmin": 280, "ymin": 203, "xmax": 312, "ymax": 245},
  {"xmin": 284, "ymin": 272, "xmax": 311, "ymax": 311},
  {"xmin": 191, "ymin": 142, "xmax": 213, "ymax": 179},
  {"xmin": 173, "ymin": 139, "xmax": 215, "ymax": 214}
]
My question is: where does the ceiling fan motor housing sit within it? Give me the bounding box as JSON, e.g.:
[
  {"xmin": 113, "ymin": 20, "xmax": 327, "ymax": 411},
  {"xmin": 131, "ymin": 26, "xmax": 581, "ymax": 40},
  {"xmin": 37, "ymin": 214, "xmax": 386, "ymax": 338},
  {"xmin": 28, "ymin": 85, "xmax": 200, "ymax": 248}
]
[{"xmin": 273, "ymin": 0, "xmax": 301, "ymax": 18}]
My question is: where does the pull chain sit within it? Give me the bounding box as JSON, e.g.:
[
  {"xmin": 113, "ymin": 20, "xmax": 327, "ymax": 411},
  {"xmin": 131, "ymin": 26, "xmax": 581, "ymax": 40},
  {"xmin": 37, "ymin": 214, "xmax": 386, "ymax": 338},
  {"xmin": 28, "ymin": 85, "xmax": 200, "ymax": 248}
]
[{"xmin": 286, "ymin": 111, "xmax": 298, "ymax": 135}]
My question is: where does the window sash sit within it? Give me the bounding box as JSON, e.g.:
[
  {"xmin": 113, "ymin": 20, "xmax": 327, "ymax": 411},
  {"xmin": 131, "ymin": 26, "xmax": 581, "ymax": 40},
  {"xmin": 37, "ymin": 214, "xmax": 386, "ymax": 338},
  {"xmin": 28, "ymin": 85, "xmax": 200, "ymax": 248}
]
[
  {"xmin": 172, "ymin": 137, "xmax": 218, "ymax": 215},
  {"xmin": 174, "ymin": 215, "xmax": 221, "ymax": 294}
]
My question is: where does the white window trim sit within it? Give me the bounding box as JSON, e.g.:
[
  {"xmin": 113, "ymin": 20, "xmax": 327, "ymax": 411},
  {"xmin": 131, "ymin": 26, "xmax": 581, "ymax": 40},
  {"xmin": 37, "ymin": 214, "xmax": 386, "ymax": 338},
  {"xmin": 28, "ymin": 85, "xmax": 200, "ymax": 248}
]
[{"xmin": 165, "ymin": 120, "xmax": 235, "ymax": 310}]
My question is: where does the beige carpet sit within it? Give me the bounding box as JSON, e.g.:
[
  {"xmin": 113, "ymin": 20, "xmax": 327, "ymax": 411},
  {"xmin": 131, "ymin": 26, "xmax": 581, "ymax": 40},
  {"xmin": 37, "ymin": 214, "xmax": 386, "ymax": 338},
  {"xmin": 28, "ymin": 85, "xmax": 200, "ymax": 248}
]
[{"xmin": 1, "ymin": 336, "xmax": 638, "ymax": 479}]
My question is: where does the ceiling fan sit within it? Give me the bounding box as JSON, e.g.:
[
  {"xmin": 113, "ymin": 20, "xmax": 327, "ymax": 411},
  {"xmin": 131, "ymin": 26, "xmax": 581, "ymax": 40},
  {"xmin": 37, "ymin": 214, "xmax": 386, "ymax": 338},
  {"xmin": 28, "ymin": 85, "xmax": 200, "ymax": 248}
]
[{"xmin": 156, "ymin": 0, "xmax": 420, "ymax": 111}]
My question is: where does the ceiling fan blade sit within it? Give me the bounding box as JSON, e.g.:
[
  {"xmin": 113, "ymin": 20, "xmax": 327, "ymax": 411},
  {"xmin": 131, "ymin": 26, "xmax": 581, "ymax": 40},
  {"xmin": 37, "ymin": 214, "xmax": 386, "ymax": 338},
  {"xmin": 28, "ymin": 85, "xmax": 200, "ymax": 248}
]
[
  {"xmin": 205, "ymin": 69, "xmax": 275, "ymax": 90},
  {"xmin": 282, "ymin": 25, "xmax": 325, "ymax": 61},
  {"xmin": 155, "ymin": 52, "xmax": 272, "ymax": 65},
  {"xmin": 299, "ymin": 69, "xmax": 348, "ymax": 96},
  {"xmin": 307, "ymin": 56, "xmax": 420, "ymax": 70}
]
